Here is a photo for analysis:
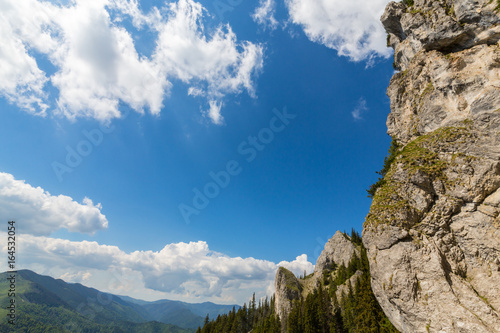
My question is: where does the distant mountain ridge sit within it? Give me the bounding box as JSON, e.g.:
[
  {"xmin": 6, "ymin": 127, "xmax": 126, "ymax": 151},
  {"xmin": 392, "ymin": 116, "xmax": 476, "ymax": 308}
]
[
  {"xmin": 117, "ymin": 295, "xmax": 238, "ymax": 329},
  {"xmin": 0, "ymin": 269, "xmax": 238, "ymax": 332}
]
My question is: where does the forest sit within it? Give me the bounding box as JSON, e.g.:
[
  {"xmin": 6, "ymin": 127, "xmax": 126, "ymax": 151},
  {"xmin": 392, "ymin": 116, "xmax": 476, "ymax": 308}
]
[{"xmin": 197, "ymin": 230, "xmax": 398, "ymax": 333}]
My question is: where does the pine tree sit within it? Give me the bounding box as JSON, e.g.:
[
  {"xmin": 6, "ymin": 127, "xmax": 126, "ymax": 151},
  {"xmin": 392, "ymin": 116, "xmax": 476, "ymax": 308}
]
[
  {"xmin": 350, "ymin": 228, "xmax": 362, "ymax": 246},
  {"xmin": 197, "ymin": 240, "xmax": 399, "ymax": 333}
]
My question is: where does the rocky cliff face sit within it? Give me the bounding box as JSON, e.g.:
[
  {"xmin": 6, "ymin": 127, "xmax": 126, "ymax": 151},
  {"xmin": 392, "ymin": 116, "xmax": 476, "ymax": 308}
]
[
  {"xmin": 274, "ymin": 266, "xmax": 302, "ymax": 326},
  {"xmin": 363, "ymin": 1, "xmax": 500, "ymax": 332},
  {"xmin": 274, "ymin": 232, "xmax": 359, "ymax": 326},
  {"xmin": 315, "ymin": 230, "xmax": 360, "ymax": 273}
]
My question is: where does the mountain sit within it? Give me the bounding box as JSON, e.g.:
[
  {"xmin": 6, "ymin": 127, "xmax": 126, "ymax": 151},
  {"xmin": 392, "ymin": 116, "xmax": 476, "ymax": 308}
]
[
  {"xmin": 363, "ymin": 0, "xmax": 500, "ymax": 332},
  {"xmin": 197, "ymin": 230, "xmax": 398, "ymax": 333},
  {"xmin": 196, "ymin": 1, "xmax": 500, "ymax": 332},
  {"xmin": 118, "ymin": 297, "xmax": 238, "ymax": 329},
  {"xmin": 0, "ymin": 270, "xmax": 236, "ymax": 332},
  {"xmin": 274, "ymin": 230, "xmax": 397, "ymax": 333}
]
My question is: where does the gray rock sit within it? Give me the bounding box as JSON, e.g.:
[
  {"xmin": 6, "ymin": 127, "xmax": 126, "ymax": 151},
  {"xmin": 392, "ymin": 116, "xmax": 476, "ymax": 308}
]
[
  {"xmin": 364, "ymin": 2, "xmax": 500, "ymax": 332},
  {"xmin": 274, "ymin": 231, "xmax": 361, "ymax": 330},
  {"xmin": 384, "ymin": 0, "xmax": 500, "ymax": 71},
  {"xmin": 386, "ymin": 44, "xmax": 500, "ymax": 145},
  {"xmin": 335, "ymin": 270, "xmax": 363, "ymax": 303},
  {"xmin": 484, "ymin": 188, "xmax": 500, "ymax": 207},
  {"xmin": 274, "ymin": 267, "xmax": 302, "ymax": 327},
  {"xmin": 314, "ymin": 231, "xmax": 359, "ymax": 273}
]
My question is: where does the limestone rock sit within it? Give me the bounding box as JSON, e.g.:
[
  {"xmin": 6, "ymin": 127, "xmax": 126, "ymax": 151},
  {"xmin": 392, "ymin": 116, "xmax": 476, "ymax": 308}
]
[
  {"xmin": 386, "ymin": 44, "xmax": 500, "ymax": 145},
  {"xmin": 274, "ymin": 267, "xmax": 302, "ymax": 324},
  {"xmin": 385, "ymin": 0, "xmax": 500, "ymax": 71},
  {"xmin": 363, "ymin": 1, "xmax": 500, "ymax": 332},
  {"xmin": 314, "ymin": 230, "xmax": 360, "ymax": 274},
  {"xmin": 335, "ymin": 270, "xmax": 363, "ymax": 303},
  {"xmin": 274, "ymin": 231, "xmax": 361, "ymax": 328}
]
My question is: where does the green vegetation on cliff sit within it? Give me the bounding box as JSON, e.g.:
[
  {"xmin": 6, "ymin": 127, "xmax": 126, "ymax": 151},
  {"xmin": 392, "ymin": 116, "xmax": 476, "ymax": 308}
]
[
  {"xmin": 279, "ymin": 267, "xmax": 302, "ymax": 293},
  {"xmin": 198, "ymin": 230, "xmax": 398, "ymax": 333},
  {"xmin": 367, "ymin": 139, "xmax": 400, "ymax": 198},
  {"xmin": 365, "ymin": 122, "xmax": 477, "ymax": 228},
  {"xmin": 285, "ymin": 234, "xmax": 398, "ymax": 333},
  {"xmin": 402, "ymin": 0, "xmax": 414, "ymax": 7},
  {"xmin": 195, "ymin": 295, "xmax": 281, "ymax": 333}
]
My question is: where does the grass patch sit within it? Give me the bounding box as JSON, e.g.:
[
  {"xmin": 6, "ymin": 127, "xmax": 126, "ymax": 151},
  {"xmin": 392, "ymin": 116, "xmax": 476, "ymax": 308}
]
[
  {"xmin": 367, "ymin": 139, "xmax": 400, "ymax": 198},
  {"xmin": 365, "ymin": 122, "xmax": 476, "ymax": 228},
  {"xmin": 278, "ymin": 267, "xmax": 301, "ymax": 293}
]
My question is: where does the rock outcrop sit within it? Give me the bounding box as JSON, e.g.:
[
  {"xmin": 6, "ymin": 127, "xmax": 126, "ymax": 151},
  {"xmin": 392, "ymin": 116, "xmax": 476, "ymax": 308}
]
[
  {"xmin": 364, "ymin": 1, "xmax": 500, "ymax": 332},
  {"xmin": 274, "ymin": 266, "xmax": 302, "ymax": 325},
  {"xmin": 314, "ymin": 230, "xmax": 359, "ymax": 273},
  {"xmin": 383, "ymin": 0, "xmax": 500, "ymax": 72},
  {"xmin": 274, "ymin": 232, "xmax": 360, "ymax": 328},
  {"xmin": 334, "ymin": 270, "xmax": 363, "ymax": 303}
]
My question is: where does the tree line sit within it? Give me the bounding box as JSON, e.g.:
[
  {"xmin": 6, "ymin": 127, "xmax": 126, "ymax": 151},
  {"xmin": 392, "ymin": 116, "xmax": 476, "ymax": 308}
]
[{"xmin": 197, "ymin": 230, "xmax": 398, "ymax": 333}]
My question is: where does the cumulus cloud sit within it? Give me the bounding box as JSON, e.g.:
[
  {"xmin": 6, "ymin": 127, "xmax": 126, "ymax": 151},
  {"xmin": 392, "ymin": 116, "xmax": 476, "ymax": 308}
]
[
  {"xmin": 0, "ymin": 172, "xmax": 108, "ymax": 235},
  {"xmin": 0, "ymin": 234, "xmax": 314, "ymax": 304},
  {"xmin": 278, "ymin": 254, "xmax": 315, "ymax": 277},
  {"xmin": 50, "ymin": 0, "xmax": 167, "ymax": 121},
  {"xmin": 252, "ymin": 0, "xmax": 278, "ymax": 30},
  {"xmin": 0, "ymin": 0, "xmax": 52, "ymax": 115},
  {"xmin": 154, "ymin": 0, "xmax": 263, "ymax": 94},
  {"xmin": 0, "ymin": 0, "xmax": 263, "ymax": 124},
  {"xmin": 352, "ymin": 97, "xmax": 368, "ymax": 120},
  {"xmin": 285, "ymin": 0, "xmax": 392, "ymax": 61}
]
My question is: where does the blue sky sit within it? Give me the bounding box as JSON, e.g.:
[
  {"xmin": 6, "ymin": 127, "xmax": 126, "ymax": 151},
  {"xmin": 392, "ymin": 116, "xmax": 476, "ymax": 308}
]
[{"xmin": 0, "ymin": 0, "xmax": 393, "ymax": 304}]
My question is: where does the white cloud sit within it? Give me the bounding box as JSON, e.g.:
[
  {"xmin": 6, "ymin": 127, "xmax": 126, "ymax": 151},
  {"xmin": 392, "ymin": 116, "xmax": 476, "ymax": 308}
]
[
  {"xmin": 0, "ymin": 0, "xmax": 263, "ymax": 124},
  {"xmin": 153, "ymin": 0, "xmax": 263, "ymax": 99},
  {"xmin": 352, "ymin": 97, "xmax": 367, "ymax": 120},
  {"xmin": 0, "ymin": 234, "xmax": 314, "ymax": 304},
  {"xmin": 0, "ymin": 0, "xmax": 52, "ymax": 115},
  {"xmin": 205, "ymin": 100, "xmax": 224, "ymax": 124},
  {"xmin": 278, "ymin": 254, "xmax": 315, "ymax": 277},
  {"xmin": 285, "ymin": 0, "xmax": 392, "ymax": 62},
  {"xmin": 252, "ymin": 0, "xmax": 278, "ymax": 30},
  {"xmin": 0, "ymin": 172, "xmax": 108, "ymax": 235}
]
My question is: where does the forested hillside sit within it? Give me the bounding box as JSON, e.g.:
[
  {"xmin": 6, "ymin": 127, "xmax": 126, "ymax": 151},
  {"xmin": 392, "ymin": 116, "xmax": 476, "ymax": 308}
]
[{"xmin": 197, "ymin": 231, "xmax": 398, "ymax": 333}]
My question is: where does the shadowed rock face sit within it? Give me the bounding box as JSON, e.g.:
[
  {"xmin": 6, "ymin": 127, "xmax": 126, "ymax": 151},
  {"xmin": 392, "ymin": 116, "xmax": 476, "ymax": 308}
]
[{"xmin": 363, "ymin": 1, "xmax": 500, "ymax": 332}]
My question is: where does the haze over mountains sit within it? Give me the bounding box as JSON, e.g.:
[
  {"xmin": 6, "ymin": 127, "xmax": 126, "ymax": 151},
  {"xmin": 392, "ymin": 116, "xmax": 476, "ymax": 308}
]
[{"xmin": 0, "ymin": 270, "xmax": 238, "ymax": 332}]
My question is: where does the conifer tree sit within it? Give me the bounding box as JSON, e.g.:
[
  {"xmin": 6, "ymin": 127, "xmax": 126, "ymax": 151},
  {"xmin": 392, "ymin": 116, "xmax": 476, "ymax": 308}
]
[{"xmin": 198, "ymin": 239, "xmax": 398, "ymax": 333}]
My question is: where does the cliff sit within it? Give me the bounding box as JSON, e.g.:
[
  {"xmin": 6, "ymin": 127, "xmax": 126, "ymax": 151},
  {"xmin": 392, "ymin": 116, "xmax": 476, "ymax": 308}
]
[
  {"xmin": 274, "ymin": 231, "xmax": 360, "ymax": 325},
  {"xmin": 274, "ymin": 266, "xmax": 303, "ymax": 325},
  {"xmin": 363, "ymin": 0, "xmax": 500, "ymax": 332},
  {"xmin": 273, "ymin": 231, "xmax": 397, "ymax": 332},
  {"xmin": 315, "ymin": 230, "xmax": 360, "ymax": 273}
]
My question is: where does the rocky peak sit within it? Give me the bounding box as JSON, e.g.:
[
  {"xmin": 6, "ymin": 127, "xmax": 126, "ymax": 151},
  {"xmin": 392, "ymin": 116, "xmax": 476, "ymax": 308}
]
[
  {"xmin": 274, "ymin": 267, "xmax": 302, "ymax": 325},
  {"xmin": 314, "ymin": 230, "xmax": 359, "ymax": 274},
  {"xmin": 363, "ymin": 1, "xmax": 500, "ymax": 332},
  {"xmin": 274, "ymin": 231, "xmax": 360, "ymax": 326}
]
